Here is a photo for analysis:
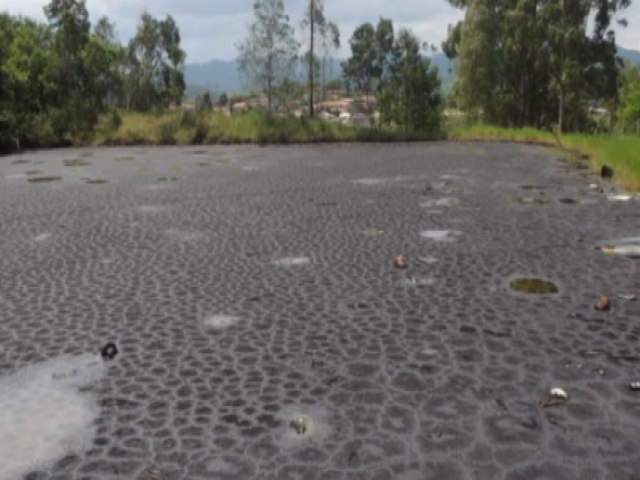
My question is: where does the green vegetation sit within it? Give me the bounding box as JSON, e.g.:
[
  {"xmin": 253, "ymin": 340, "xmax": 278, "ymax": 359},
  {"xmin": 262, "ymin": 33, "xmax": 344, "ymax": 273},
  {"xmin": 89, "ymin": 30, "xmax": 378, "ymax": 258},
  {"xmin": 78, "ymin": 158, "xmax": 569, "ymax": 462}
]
[
  {"xmin": 0, "ymin": 0, "xmax": 185, "ymax": 152},
  {"xmin": 510, "ymin": 278, "xmax": 559, "ymax": 295},
  {"xmin": 342, "ymin": 19, "xmax": 444, "ymax": 133},
  {"xmin": 619, "ymin": 64, "xmax": 640, "ymax": 134},
  {"xmin": 236, "ymin": 0, "xmax": 299, "ymax": 115},
  {"xmin": 443, "ymin": 0, "xmax": 627, "ymax": 133},
  {"xmin": 448, "ymin": 124, "xmax": 640, "ymax": 190},
  {"xmin": 91, "ymin": 110, "xmax": 443, "ymax": 146}
]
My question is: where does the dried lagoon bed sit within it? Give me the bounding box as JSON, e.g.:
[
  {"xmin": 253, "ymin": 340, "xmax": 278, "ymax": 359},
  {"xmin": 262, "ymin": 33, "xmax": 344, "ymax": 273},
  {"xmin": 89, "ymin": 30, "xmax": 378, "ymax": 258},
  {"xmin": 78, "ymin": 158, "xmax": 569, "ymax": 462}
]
[{"xmin": 1, "ymin": 143, "xmax": 639, "ymax": 479}]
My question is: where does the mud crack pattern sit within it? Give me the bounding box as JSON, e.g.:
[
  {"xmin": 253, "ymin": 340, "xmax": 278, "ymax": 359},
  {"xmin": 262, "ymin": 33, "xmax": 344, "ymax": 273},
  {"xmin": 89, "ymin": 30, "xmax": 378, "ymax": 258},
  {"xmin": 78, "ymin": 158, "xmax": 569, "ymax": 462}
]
[{"xmin": 1, "ymin": 143, "xmax": 639, "ymax": 479}]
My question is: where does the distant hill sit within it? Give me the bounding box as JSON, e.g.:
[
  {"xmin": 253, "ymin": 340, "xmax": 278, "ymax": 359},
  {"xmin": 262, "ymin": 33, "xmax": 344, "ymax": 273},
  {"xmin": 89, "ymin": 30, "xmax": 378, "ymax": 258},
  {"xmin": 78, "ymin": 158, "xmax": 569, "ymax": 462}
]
[
  {"xmin": 184, "ymin": 47, "xmax": 640, "ymax": 95},
  {"xmin": 619, "ymin": 46, "xmax": 640, "ymax": 66},
  {"xmin": 184, "ymin": 60, "xmax": 241, "ymax": 94},
  {"xmin": 184, "ymin": 58, "xmax": 344, "ymax": 96}
]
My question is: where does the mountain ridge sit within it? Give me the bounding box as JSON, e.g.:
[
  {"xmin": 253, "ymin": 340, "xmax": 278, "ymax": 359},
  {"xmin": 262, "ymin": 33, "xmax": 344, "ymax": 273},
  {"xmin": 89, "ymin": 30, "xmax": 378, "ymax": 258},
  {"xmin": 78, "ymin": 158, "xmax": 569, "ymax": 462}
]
[{"xmin": 185, "ymin": 47, "xmax": 640, "ymax": 95}]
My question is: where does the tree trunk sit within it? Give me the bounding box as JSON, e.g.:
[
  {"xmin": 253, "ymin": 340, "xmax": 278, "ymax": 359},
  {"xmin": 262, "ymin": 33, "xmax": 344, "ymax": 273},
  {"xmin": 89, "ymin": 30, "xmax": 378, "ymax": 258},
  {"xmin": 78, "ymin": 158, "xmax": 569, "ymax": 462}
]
[
  {"xmin": 267, "ymin": 78, "xmax": 272, "ymax": 116},
  {"xmin": 636, "ymin": 118, "xmax": 639, "ymax": 136},
  {"xmin": 309, "ymin": 0, "xmax": 315, "ymax": 119},
  {"xmin": 558, "ymin": 85, "xmax": 564, "ymax": 134}
]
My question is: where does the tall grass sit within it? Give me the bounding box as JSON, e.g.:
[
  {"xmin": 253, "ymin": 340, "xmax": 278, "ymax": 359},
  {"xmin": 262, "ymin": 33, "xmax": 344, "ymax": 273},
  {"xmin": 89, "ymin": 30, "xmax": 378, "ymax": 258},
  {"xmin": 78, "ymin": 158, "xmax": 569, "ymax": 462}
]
[
  {"xmin": 448, "ymin": 124, "xmax": 640, "ymax": 191},
  {"xmin": 92, "ymin": 109, "xmax": 442, "ymax": 147}
]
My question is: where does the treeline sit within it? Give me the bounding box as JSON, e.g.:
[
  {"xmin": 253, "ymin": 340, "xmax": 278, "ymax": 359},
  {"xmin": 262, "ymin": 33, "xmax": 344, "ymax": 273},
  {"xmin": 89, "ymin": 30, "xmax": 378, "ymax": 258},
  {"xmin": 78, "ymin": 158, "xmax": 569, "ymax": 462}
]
[
  {"xmin": 0, "ymin": 0, "xmax": 186, "ymax": 151},
  {"xmin": 237, "ymin": 0, "xmax": 443, "ymax": 133},
  {"xmin": 443, "ymin": 0, "xmax": 640, "ymax": 133}
]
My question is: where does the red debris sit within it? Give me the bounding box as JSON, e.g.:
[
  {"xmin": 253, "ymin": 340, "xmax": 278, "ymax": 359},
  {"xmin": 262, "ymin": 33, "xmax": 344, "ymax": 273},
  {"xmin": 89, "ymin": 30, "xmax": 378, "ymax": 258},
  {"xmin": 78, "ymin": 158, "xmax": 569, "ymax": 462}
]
[
  {"xmin": 595, "ymin": 295, "xmax": 611, "ymax": 312},
  {"xmin": 394, "ymin": 255, "xmax": 408, "ymax": 269}
]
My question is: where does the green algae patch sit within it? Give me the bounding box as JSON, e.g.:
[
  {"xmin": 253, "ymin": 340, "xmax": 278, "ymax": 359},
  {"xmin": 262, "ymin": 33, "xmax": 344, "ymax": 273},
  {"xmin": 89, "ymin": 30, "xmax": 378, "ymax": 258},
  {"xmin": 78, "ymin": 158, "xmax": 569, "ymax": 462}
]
[
  {"xmin": 510, "ymin": 278, "xmax": 559, "ymax": 295},
  {"xmin": 63, "ymin": 158, "xmax": 91, "ymax": 167},
  {"xmin": 28, "ymin": 176, "xmax": 62, "ymax": 183}
]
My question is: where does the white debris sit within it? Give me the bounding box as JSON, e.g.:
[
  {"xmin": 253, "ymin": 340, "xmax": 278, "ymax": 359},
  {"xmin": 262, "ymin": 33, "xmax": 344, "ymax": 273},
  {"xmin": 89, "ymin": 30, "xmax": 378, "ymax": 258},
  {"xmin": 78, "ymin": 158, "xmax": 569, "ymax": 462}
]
[
  {"xmin": 272, "ymin": 257, "xmax": 311, "ymax": 267},
  {"xmin": 608, "ymin": 195, "xmax": 633, "ymax": 202},
  {"xmin": 203, "ymin": 315, "xmax": 240, "ymax": 330},
  {"xmin": 549, "ymin": 388, "xmax": 569, "ymax": 401},
  {"xmin": 419, "ymin": 230, "xmax": 463, "ymax": 241},
  {"xmin": 34, "ymin": 233, "xmax": 52, "ymax": 242}
]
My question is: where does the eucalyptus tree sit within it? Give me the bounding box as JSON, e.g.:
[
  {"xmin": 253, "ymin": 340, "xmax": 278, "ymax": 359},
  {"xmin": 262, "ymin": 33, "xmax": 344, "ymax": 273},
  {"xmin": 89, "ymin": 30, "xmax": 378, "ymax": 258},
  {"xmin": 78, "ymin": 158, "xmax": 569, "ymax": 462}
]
[
  {"xmin": 342, "ymin": 18, "xmax": 394, "ymax": 115},
  {"xmin": 126, "ymin": 11, "xmax": 186, "ymax": 111},
  {"xmin": 443, "ymin": 0, "xmax": 631, "ymax": 131},
  {"xmin": 45, "ymin": 0, "xmax": 95, "ymax": 135},
  {"xmin": 301, "ymin": 0, "xmax": 339, "ymax": 117},
  {"xmin": 379, "ymin": 29, "xmax": 442, "ymax": 133},
  {"xmin": 237, "ymin": 0, "xmax": 299, "ymax": 114}
]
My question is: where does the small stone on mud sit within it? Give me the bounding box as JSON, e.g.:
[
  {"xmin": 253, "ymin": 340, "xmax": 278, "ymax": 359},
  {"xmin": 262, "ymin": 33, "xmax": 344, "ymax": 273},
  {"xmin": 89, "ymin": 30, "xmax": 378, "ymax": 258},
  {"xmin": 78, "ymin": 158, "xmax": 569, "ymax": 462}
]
[
  {"xmin": 101, "ymin": 342, "xmax": 118, "ymax": 360},
  {"xmin": 540, "ymin": 388, "xmax": 569, "ymax": 408},
  {"xmin": 595, "ymin": 295, "xmax": 611, "ymax": 312},
  {"xmin": 290, "ymin": 417, "xmax": 308, "ymax": 435},
  {"xmin": 394, "ymin": 255, "xmax": 408, "ymax": 269}
]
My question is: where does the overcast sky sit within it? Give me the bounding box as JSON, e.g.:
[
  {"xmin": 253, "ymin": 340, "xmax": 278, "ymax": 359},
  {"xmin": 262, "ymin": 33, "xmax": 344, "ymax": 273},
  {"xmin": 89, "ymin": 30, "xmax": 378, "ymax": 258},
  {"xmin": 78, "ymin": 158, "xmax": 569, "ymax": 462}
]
[{"xmin": 3, "ymin": 0, "xmax": 639, "ymax": 63}]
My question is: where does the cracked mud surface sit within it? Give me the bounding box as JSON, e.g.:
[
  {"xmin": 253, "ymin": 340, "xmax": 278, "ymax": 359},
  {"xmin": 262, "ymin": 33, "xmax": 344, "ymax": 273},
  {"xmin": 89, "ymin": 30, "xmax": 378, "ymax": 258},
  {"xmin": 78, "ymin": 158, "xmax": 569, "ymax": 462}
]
[{"xmin": 1, "ymin": 143, "xmax": 639, "ymax": 479}]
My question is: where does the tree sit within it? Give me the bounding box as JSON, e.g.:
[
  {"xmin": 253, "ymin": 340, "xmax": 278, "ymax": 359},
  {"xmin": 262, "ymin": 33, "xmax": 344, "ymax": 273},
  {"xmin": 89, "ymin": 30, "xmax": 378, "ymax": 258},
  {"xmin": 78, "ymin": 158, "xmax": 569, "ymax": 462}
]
[
  {"xmin": 196, "ymin": 92, "xmax": 213, "ymax": 113},
  {"xmin": 379, "ymin": 29, "xmax": 442, "ymax": 133},
  {"xmin": 443, "ymin": 0, "xmax": 630, "ymax": 131},
  {"xmin": 1, "ymin": 19, "xmax": 56, "ymax": 148},
  {"xmin": 126, "ymin": 11, "xmax": 186, "ymax": 111},
  {"xmin": 342, "ymin": 18, "xmax": 394, "ymax": 116},
  {"xmin": 619, "ymin": 64, "xmax": 640, "ymax": 133},
  {"xmin": 237, "ymin": 0, "xmax": 299, "ymax": 114},
  {"xmin": 84, "ymin": 17, "xmax": 126, "ymax": 111},
  {"xmin": 301, "ymin": 0, "xmax": 339, "ymax": 117},
  {"xmin": 45, "ymin": 0, "xmax": 96, "ymax": 136},
  {"xmin": 319, "ymin": 22, "xmax": 340, "ymax": 101}
]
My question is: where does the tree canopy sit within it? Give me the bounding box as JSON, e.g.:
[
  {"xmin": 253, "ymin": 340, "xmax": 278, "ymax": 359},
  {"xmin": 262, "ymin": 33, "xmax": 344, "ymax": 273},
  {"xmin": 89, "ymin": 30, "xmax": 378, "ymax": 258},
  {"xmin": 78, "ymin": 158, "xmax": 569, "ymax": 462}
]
[
  {"xmin": 343, "ymin": 19, "xmax": 443, "ymax": 133},
  {"xmin": 444, "ymin": 0, "xmax": 631, "ymax": 132},
  {"xmin": 236, "ymin": 0, "xmax": 299, "ymax": 114},
  {"xmin": 0, "ymin": 1, "xmax": 186, "ymax": 151}
]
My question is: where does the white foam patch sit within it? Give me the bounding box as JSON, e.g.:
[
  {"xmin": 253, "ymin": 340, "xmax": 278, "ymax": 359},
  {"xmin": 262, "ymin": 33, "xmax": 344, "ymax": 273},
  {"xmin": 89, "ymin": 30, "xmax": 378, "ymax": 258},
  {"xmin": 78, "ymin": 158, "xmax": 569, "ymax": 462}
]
[
  {"xmin": 165, "ymin": 229, "xmax": 205, "ymax": 242},
  {"xmin": 419, "ymin": 256, "xmax": 439, "ymax": 264},
  {"xmin": 400, "ymin": 277, "xmax": 436, "ymax": 288},
  {"xmin": 203, "ymin": 315, "xmax": 240, "ymax": 330},
  {"xmin": 420, "ymin": 230, "xmax": 463, "ymax": 241},
  {"xmin": 272, "ymin": 257, "xmax": 311, "ymax": 267},
  {"xmin": 420, "ymin": 198, "xmax": 459, "ymax": 208},
  {"xmin": 34, "ymin": 233, "xmax": 52, "ymax": 242},
  {"xmin": 354, "ymin": 177, "xmax": 387, "ymax": 186},
  {"xmin": 0, "ymin": 354, "xmax": 105, "ymax": 480}
]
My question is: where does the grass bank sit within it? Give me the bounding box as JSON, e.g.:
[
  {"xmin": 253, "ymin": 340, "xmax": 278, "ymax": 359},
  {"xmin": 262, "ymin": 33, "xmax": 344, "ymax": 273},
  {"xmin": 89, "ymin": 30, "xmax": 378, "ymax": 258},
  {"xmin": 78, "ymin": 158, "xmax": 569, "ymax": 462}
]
[
  {"xmin": 448, "ymin": 124, "xmax": 640, "ymax": 191},
  {"xmin": 90, "ymin": 110, "xmax": 442, "ymax": 146}
]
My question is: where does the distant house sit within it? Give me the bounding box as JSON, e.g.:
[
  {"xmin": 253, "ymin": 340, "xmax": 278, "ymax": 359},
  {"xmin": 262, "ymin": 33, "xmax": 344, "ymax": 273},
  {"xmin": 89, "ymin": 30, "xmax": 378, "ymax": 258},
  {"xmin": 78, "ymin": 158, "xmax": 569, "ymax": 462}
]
[{"xmin": 317, "ymin": 98, "xmax": 352, "ymax": 114}]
